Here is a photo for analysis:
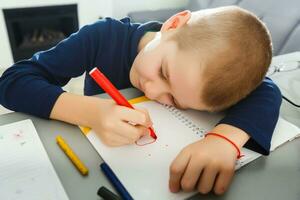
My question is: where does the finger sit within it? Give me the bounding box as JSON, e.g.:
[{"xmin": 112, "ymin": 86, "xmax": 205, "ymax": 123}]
[
  {"xmin": 180, "ymin": 158, "xmax": 204, "ymax": 192},
  {"xmin": 214, "ymin": 166, "xmax": 234, "ymax": 195},
  {"xmin": 197, "ymin": 165, "xmax": 218, "ymax": 194},
  {"xmin": 109, "ymin": 134, "xmax": 132, "ymax": 146},
  {"xmin": 169, "ymin": 150, "xmax": 191, "ymax": 193},
  {"xmin": 117, "ymin": 106, "xmax": 152, "ymax": 127},
  {"xmin": 99, "ymin": 131, "xmax": 132, "ymax": 147},
  {"xmin": 114, "ymin": 121, "xmax": 148, "ymax": 142},
  {"xmin": 134, "ymin": 107, "xmax": 152, "ymax": 123},
  {"xmin": 134, "ymin": 107, "xmax": 154, "ymax": 127}
]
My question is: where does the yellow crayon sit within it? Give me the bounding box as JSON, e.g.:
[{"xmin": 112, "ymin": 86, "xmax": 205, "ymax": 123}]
[{"xmin": 56, "ymin": 135, "xmax": 89, "ymax": 176}]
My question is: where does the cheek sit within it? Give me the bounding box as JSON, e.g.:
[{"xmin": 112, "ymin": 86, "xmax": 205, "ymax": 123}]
[{"xmin": 135, "ymin": 53, "xmax": 161, "ymax": 80}]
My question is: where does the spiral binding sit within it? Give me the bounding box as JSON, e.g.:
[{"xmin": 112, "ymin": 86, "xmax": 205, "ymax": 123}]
[{"xmin": 162, "ymin": 104, "xmax": 207, "ymax": 139}]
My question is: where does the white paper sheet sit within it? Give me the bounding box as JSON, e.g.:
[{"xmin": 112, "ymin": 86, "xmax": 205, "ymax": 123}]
[{"xmin": 0, "ymin": 119, "xmax": 69, "ymax": 200}]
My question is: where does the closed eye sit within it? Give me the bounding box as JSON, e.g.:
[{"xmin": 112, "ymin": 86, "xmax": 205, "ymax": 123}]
[{"xmin": 159, "ymin": 66, "xmax": 167, "ymax": 80}]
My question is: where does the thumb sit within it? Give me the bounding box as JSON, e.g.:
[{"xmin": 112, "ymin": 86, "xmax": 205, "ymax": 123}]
[{"xmin": 134, "ymin": 107, "xmax": 153, "ymax": 126}]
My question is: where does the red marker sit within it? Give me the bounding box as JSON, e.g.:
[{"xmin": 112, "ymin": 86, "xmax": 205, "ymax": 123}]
[{"xmin": 89, "ymin": 67, "xmax": 157, "ymax": 140}]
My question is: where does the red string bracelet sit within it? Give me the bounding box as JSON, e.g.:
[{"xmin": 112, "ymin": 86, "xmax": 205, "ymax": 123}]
[{"xmin": 205, "ymin": 132, "xmax": 244, "ymax": 159}]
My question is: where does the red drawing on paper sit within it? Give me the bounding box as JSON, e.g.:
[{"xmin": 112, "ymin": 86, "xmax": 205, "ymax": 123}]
[{"xmin": 135, "ymin": 130, "xmax": 157, "ymax": 146}]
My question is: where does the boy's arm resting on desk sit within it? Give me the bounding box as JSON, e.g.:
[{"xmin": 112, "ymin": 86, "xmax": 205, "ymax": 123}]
[
  {"xmin": 217, "ymin": 77, "xmax": 282, "ymax": 155},
  {"xmin": 167, "ymin": 78, "xmax": 281, "ymax": 194},
  {"xmin": 0, "ymin": 20, "xmax": 106, "ymax": 118}
]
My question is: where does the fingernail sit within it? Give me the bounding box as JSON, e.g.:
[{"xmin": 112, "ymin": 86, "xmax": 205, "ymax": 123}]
[{"xmin": 169, "ymin": 185, "xmax": 179, "ymax": 193}]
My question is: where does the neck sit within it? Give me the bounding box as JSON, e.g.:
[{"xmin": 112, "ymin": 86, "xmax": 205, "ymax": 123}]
[{"xmin": 137, "ymin": 32, "xmax": 157, "ymax": 52}]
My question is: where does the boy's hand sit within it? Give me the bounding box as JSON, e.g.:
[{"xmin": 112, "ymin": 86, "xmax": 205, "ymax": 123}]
[
  {"xmin": 50, "ymin": 93, "xmax": 153, "ymax": 147},
  {"xmin": 88, "ymin": 98, "xmax": 153, "ymax": 146},
  {"xmin": 169, "ymin": 124, "xmax": 250, "ymax": 195},
  {"xmin": 169, "ymin": 136, "xmax": 237, "ymax": 195}
]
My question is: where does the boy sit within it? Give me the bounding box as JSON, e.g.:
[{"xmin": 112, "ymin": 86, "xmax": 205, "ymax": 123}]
[{"xmin": 0, "ymin": 6, "xmax": 281, "ymax": 195}]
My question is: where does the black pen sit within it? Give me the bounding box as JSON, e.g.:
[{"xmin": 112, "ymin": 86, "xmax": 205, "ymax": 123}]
[{"xmin": 97, "ymin": 186, "xmax": 121, "ymax": 200}]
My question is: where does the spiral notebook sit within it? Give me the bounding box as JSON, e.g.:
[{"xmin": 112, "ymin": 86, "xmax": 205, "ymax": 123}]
[{"xmin": 80, "ymin": 96, "xmax": 300, "ymax": 200}]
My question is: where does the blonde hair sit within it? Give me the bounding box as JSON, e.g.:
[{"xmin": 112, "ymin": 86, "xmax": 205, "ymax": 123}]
[{"xmin": 171, "ymin": 6, "xmax": 272, "ymax": 111}]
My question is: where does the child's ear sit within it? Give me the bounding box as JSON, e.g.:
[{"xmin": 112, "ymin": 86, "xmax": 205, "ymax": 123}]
[{"xmin": 161, "ymin": 10, "xmax": 191, "ymax": 32}]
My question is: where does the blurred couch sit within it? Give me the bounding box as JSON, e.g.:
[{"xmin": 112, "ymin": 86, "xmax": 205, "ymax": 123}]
[{"xmin": 128, "ymin": 0, "xmax": 300, "ymax": 56}]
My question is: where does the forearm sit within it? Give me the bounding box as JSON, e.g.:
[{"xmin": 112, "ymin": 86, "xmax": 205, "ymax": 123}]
[
  {"xmin": 211, "ymin": 124, "xmax": 250, "ymax": 148},
  {"xmin": 50, "ymin": 92, "xmax": 97, "ymax": 127},
  {"xmin": 217, "ymin": 78, "xmax": 282, "ymax": 154}
]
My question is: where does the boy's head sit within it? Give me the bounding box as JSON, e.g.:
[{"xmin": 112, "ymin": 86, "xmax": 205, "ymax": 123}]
[{"xmin": 130, "ymin": 6, "xmax": 272, "ymax": 111}]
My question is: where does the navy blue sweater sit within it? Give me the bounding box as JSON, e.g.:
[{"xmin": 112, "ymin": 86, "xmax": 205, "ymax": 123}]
[{"xmin": 0, "ymin": 17, "xmax": 282, "ymax": 155}]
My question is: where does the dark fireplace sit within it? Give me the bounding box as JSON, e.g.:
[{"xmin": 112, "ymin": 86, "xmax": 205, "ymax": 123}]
[{"xmin": 3, "ymin": 4, "xmax": 78, "ymax": 62}]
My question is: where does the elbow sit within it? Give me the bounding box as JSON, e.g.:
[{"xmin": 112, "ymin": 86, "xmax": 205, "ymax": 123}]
[
  {"xmin": 0, "ymin": 75, "xmax": 12, "ymax": 110},
  {"xmin": 0, "ymin": 67, "xmax": 21, "ymax": 111}
]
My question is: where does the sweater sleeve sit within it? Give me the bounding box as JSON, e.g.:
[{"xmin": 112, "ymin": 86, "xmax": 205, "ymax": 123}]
[
  {"xmin": 218, "ymin": 78, "xmax": 282, "ymax": 155},
  {"xmin": 0, "ymin": 20, "xmax": 106, "ymax": 118}
]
